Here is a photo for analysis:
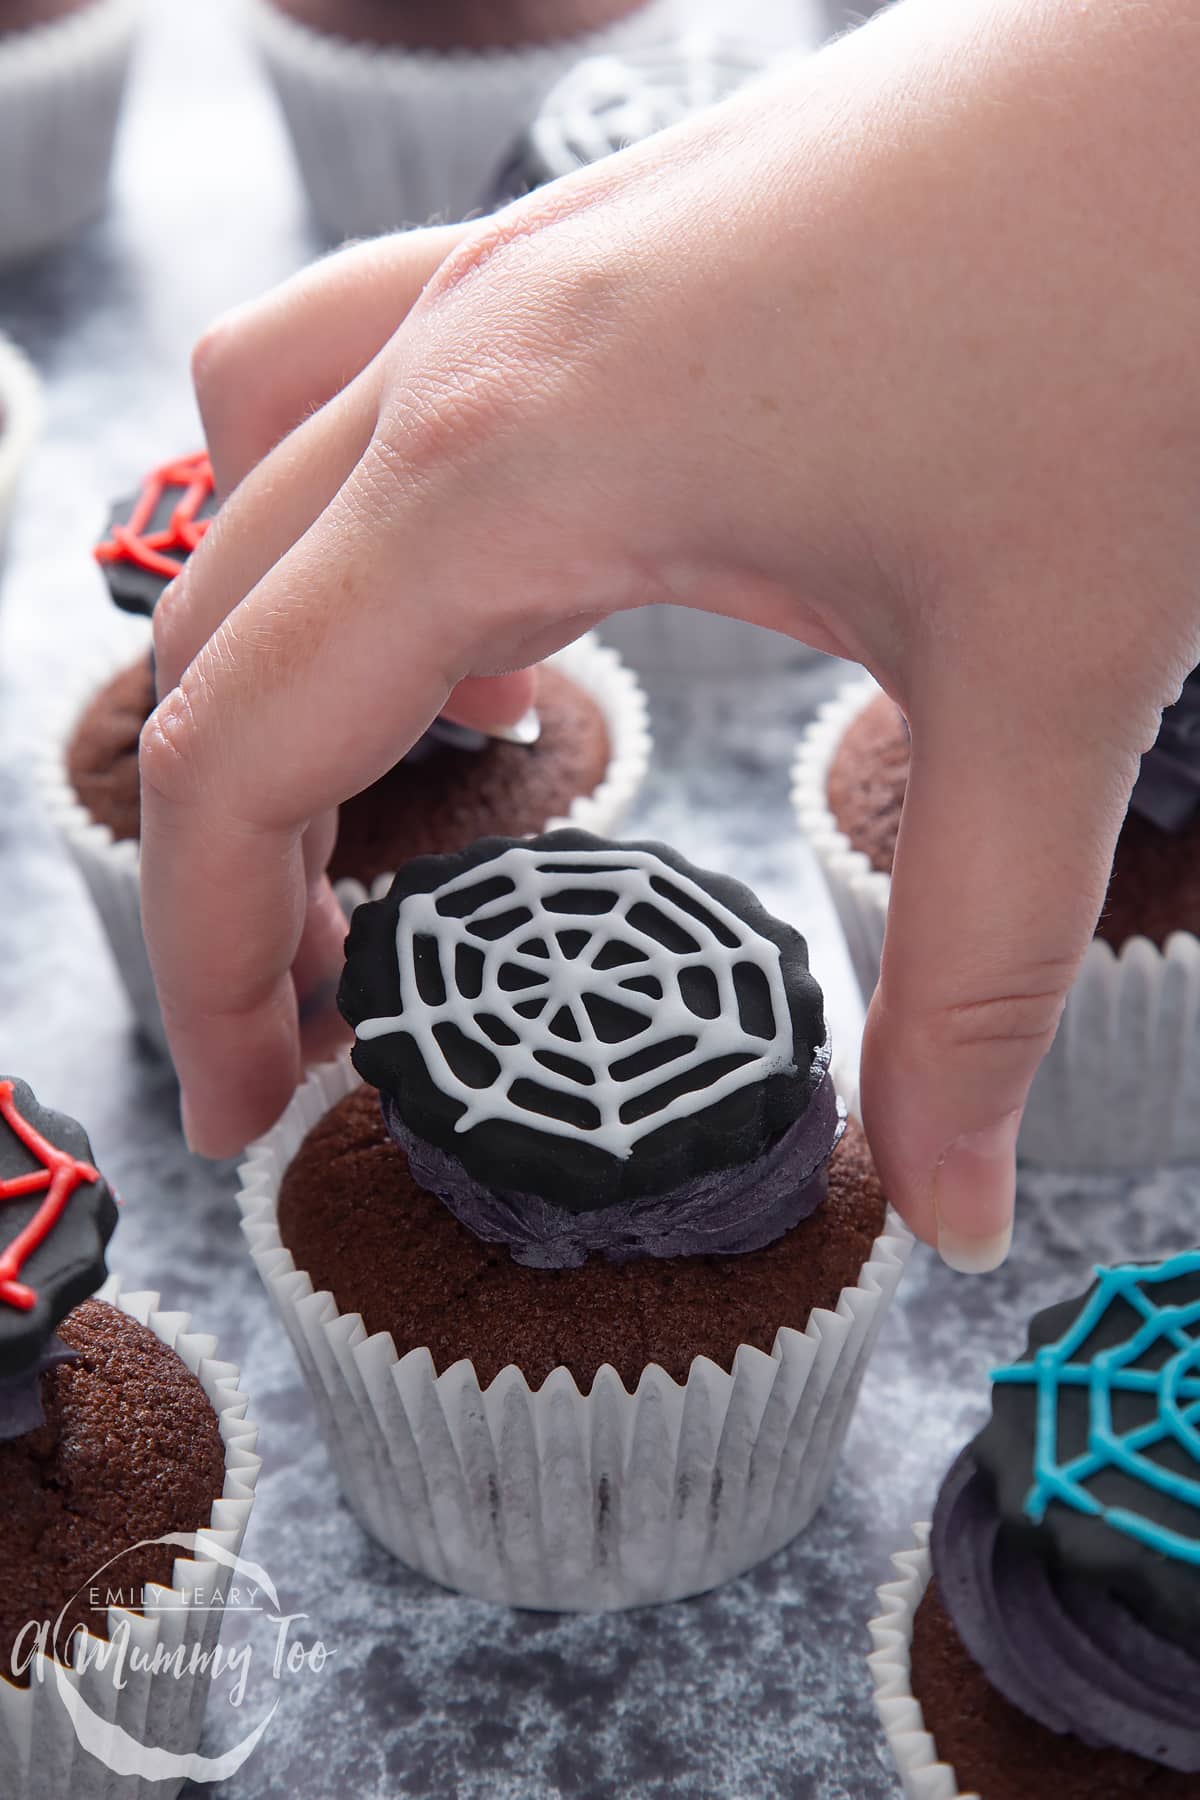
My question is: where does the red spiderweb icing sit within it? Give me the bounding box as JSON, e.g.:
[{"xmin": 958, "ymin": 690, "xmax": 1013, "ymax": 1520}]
[
  {"xmin": 0, "ymin": 1082, "xmax": 99, "ymax": 1313},
  {"xmin": 93, "ymin": 450, "xmax": 214, "ymax": 582}
]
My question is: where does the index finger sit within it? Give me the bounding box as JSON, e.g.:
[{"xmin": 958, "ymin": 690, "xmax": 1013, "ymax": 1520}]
[{"xmin": 140, "ymin": 453, "xmax": 546, "ymax": 1156}]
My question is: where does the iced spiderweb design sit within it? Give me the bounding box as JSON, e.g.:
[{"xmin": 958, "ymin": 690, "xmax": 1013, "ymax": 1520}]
[
  {"xmin": 356, "ymin": 844, "xmax": 796, "ymax": 1160},
  {"xmin": 532, "ymin": 38, "xmax": 774, "ymax": 176},
  {"xmin": 93, "ymin": 450, "xmax": 214, "ymax": 581},
  {"xmin": 0, "ymin": 1080, "xmax": 100, "ymax": 1313},
  {"xmin": 992, "ymin": 1251, "xmax": 1200, "ymax": 1567}
]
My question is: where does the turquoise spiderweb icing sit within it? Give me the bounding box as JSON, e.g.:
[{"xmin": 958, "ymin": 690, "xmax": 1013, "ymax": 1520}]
[{"xmin": 990, "ymin": 1249, "xmax": 1200, "ymax": 1567}]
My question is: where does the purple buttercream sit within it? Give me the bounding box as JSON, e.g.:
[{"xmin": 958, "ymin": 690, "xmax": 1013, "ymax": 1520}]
[
  {"xmin": 380, "ymin": 1070, "xmax": 845, "ymax": 1269},
  {"xmin": 1130, "ymin": 667, "xmax": 1200, "ymax": 831},
  {"xmin": 0, "ymin": 1334, "xmax": 79, "ymax": 1442},
  {"xmin": 931, "ymin": 1450, "xmax": 1200, "ymax": 1774}
]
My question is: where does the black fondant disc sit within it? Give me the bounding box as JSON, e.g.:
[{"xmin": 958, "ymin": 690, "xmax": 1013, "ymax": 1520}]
[
  {"xmin": 339, "ymin": 829, "xmax": 827, "ymax": 1211},
  {"xmin": 97, "ymin": 462, "xmax": 218, "ymax": 618},
  {"xmin": 0, "ymin": 1078, "xmax": 118, "ymax": 1382},
  {"xmin": 971, "ymin": 1258, "xmax": 1200, "ymax": 1646}
]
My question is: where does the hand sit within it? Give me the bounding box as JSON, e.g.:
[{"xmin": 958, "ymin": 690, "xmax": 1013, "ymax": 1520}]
[{"xmin": 142, "ymin": 0, "xmax": 1200, "ymax": 1274}]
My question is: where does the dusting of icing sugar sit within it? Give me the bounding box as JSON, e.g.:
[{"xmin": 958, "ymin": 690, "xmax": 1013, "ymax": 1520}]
[{"xmin": 356, "ymin": 845, "xmax": 797, "ymax": 1159}]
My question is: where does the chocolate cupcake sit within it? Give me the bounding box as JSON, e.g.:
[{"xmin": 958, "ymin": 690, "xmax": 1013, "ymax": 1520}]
[
  {"xmin": 793, "ymin": 672, "xmax": 1200, "ymax": 1168},
  {"xmin": 42, "ymin": 451, "xmax": 649, "ymax": 1052},
  {"xmin": 238, "ymin": 830, "xmax": 910, "ymax": 1609},
  {"xmin": 0, "ymin": 0, "xmax": 138, "ymax": 263},
  {"xmin": 246, "ymin": 0, "xmax": 684, "ymax": 241},
  {"xmin": 0, "ymin": 1077, "xmax": 260, "ymax": 1796},
  {"xmin": 870, "ymin": 1249, "xmax": 1200, "ymax": 1799}
]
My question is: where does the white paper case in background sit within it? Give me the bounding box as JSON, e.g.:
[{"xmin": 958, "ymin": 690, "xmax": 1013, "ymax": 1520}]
[
  {"xmin": 792, "ymin": 677, "xmax": 1200, "ymax": 1171},
  {"xmin": 248, "ymin": 0, "xmax": 689, "ymax": 239},
  {"xmin": 38, "ymin": 631, "xmax": 650, "ymax": 1057},
  {"xmin": 237, "ymin": 1051, "xmax": 910, "ymax": 1612},
  {"xmin": 791, "ymin": 676, "xmax": 889, "ymax": 1006},
  {"xmin": 0, "ymin": 333, "xmax": 41, "ymax": 561},
  {"xmin": 0, "ymin": 0, "xmax": 139, "ymax": 263},
  {"xmin": 868, "ymin": 1526, "xmax": 978, "ymax": 1800},
  {"xmin": 0, "ymin": 1280, "xmax": 261, "ymax": 1800}
]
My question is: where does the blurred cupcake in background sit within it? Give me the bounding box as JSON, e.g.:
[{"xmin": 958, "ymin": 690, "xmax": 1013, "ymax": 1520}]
[
  {"xmin": 238, "ymin": 829, "xmax": 909, "ymax": 1610},
  {"xmin": 0, "ymin": 0, "xmax": 139, "ymax": 263},
  {"xmin": 0, "ymin": 1075, "xmax": 260, "ymax": 1796},
  {"xmin": 40, "ymin": 450, "xmax": 650, "ymax": 1052},
  {"xmin": 0, "ymin": 330, "xmax": 40, "ymax": 567},
  {"xmin": 870, "ymin": 1250, "xmax": 1200, "ymax": 1798},
  {"xmin": 245, "ymin": 0, "xmax": 743, "ymax": 239},
  {"xmin": 793, "ymin": 670, "xmax": 1200, "ymax": 1170}
]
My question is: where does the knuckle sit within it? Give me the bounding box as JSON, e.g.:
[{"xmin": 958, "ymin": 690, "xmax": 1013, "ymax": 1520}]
[
  {"xmin": 138, "ymin": 686, "xmax": 204, "ymax": 809},
  {"xmin": 921, "ymin": 976, "xmax": 1072, "ymax": 1061},
  {"xmin": 420, "ymin": 209, "xmax": 541, "ymax": 307},
  {"xmin": 190, "ymin": 313, "xmax": 239, "ymax": 402}
]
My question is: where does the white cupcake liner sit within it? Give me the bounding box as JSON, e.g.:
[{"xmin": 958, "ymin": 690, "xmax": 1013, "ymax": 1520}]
[
  {"xmin": 332, "ymin": 630, "xmax": 652, "ymax": 914},
  {"xmin": 0, "ymin": 1278, "xmax": 261, "ymax": 1800},
  {"xmin": 867, "ymin": 1526, "xmax": 978, "ymax": 1800},
  {"xmin": 0, "ymin": 332, "xmax": 41, "ymax": 560},
  {"xmin": 35, "ymin": 633, "xmax": 166, "ymax": 1052},
  {"xmin": 792, "ymin": 677, "xmax": 1200, "ymax": 1170},
  {"xmin": 236, "ymin": 1051, "xmax": 911, "ymax": 1612},
  {"xmin": 248, "ymin": 0, "xmax": 691, "ymax": 239},
  {"xmin": 0, "ymin": 0, "xmax": 140, "ymax": 264},
  {"xmin": 37, "ymin": 630, "xmax": 650, "ymax": 1055},
  {"xmin": 790, "ymin": 674, "xmax": 890, "ymax": 1005}
]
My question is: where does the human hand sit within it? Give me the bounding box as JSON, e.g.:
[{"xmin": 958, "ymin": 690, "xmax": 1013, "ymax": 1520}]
[{"xmin": 143, "ymin": 0, "xmax": 1200, "ymax": 1273}]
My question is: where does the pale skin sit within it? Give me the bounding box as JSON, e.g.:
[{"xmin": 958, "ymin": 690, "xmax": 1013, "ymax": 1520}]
[{"xmin": 142, "ymin": 0, "xmax": 1200, "ymax": 1270}]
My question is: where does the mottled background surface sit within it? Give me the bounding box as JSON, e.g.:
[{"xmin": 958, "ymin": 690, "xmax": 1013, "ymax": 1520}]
[{"xmin": 1, "ymin": 3, "xmax": 1196, "ymax": 1796}]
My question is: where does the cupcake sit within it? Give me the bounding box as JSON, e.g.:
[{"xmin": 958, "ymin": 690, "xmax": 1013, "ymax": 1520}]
[
  {"xmin": 793, "ymin": 671, "xmax": 1200, "ymax": 1168},
  {"xmin": 0, "ymin": 0, "xmax": 138, "ymax": 263},
  {"xmin": 42, "ymin": 450, "xmax": 650, "ymax": 1051},
  {"xmin": 0, "ymin": 1075, "xmax": 260, "ymax": 1796},
  {"xmin": 247, "ymin": 0, "xmax": 689, "ymax": 240},
  {"xmin": 869, "ymin": 1249, "xmax": 1200, "ymax": 1799},
  {"xmin": 238, "ymin": 828, "xmax": 910, "ymax": 1610},
  {"xmin": 0, "ymin": 329, "xmax": 40, "ymax": 566}
]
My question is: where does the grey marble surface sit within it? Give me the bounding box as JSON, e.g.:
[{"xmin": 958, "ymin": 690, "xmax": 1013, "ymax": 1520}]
[{"xmin": 1, "ymin": 4, "xmax": 1197, "ymax": 1798}]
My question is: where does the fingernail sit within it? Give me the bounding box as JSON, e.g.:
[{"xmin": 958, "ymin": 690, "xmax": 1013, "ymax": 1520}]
[
  {"xmin": 489, "ymin": 707, "xmax": 541, "ymax": 747},
  {"xmin": 180, "ymin": 1090, "xmax": 202, "ymax": 1157},
  {"xmin": 933, "ymin": 1112, "xmax": 1019, "ymax": 1274}
]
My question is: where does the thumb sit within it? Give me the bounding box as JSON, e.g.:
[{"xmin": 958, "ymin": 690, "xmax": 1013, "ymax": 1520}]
[{"xmin": 859, "ymin": 683, "xmax": 1136, "ymax": 1273}]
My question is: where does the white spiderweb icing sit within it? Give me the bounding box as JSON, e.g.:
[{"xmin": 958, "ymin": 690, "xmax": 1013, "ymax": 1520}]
[{"xmin": 356, "ymin": 845, "xmax": 797, "ymax": 1160}]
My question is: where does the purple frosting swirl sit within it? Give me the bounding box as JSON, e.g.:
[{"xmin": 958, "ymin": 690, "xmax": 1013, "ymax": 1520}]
[
  {"xmin": 381, "ymin": 1069, "xmax": 844, "ymax": 1269},
  {"xmin": 0, "ymin": 1335, "xmax": 79, "ymax": 1442},
  {"xmin": 931, "ymin": 1450, "xmax": 1200, "ymax": 1773},
  {"xmin": 1130, "ymin": 668, "xmax": 1200, "ymax": 832}
]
